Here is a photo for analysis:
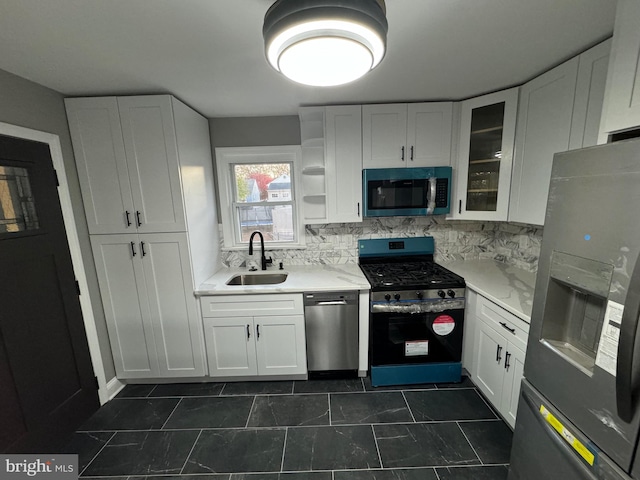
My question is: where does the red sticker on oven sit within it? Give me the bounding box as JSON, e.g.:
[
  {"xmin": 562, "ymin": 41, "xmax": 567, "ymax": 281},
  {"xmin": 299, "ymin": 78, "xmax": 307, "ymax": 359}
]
[{"xmin": 433, "ymin": 315, "xmax": 455, "ymax": 336}]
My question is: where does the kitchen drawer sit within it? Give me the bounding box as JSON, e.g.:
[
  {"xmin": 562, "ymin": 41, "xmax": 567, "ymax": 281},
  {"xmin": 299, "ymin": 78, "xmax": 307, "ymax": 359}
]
[
  {"xmin": 200, "ymin": 293, "xmax": 304, "ymax": 318},
  {"xmin": 476, "ymin": 295, "xmax": 529, "ymax": 352}
]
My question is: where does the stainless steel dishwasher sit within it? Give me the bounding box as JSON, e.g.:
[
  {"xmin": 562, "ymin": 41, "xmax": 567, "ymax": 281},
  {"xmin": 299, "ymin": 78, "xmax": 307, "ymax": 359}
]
[{"xmin": 304, "ymin": 291, "xmax": 359, "ymax": 375}]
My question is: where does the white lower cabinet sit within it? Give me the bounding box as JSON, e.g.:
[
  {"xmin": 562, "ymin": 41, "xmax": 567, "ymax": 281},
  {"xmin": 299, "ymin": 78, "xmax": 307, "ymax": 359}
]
[
  {"xmin": 201, "ymin": 294, "xmax": 307, "ymax": 379},
  {"xmin": 473, "ymin": 293, "xmax": 529, "ymax": 429},
  {"xmin": 91, "ymin": 233, "xmax": 207, "ymax": 379}
]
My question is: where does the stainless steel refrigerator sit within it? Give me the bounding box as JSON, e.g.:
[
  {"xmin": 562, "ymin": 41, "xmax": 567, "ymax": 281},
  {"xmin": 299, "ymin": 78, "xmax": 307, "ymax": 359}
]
[{"xmin": 509, "ymin": 138, "xmax": 640, "ymax": 480}]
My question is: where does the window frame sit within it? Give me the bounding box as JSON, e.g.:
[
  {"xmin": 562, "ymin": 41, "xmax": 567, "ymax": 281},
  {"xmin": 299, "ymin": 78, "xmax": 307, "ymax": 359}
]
[{"xmin": 215, "ymin": 146, "xmax": 305, "ymax": 249}]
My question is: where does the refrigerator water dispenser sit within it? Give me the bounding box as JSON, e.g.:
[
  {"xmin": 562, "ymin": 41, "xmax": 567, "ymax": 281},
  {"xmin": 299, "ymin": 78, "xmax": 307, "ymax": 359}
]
[{"xmin": 539, "ymin": 251, "xmax": 614, "ymax": 376}]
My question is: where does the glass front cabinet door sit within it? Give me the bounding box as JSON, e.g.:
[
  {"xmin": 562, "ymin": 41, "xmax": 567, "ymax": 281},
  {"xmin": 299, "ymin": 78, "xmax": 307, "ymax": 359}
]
[{"xmin": 452, "ymin": 88, "xmax": 518, "ymax": 221}]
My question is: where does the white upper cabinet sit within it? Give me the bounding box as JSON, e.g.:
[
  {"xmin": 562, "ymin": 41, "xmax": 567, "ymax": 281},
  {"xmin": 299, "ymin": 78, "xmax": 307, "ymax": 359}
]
[
  {"xmin": 362, "ymin": 102, "xmax": 453, "ymax": 168},
  {"xmin": 325, "ymin": 105, "xmax": 363, "ymax": 223},
  {"xmin": 509, "ymin": 57, "xmax": 579, "ymax": 226},
  {"xmin": 509, "ymin": 40, "xmax": 611, "ymax": 226},
  {"xmin": 450, "ymin": 88, "xmax": 518, "ymax": 221},
  {"xmin": 600, "ymin": 0, "xmax": 640, "ymax": 137},
  {"xmin": 117, "ymin": 96, "xmax": 187, "ymax": 234},
  {"xmin": 66, "ymin": 95, "xmax": 187, "ymax": 234},
  {"xmin": 66, "ymin": 97, "xmax": 135, "ymax": 234},
  {"xmin": 570, "ymin": 39, "xmax": 612, "ymax": 148}
]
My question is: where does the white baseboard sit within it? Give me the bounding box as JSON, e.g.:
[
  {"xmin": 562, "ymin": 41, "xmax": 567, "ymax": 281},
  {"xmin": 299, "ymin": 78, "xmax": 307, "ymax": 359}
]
[{"xmin": 105, "ymin": 377, "xmax": 125, "ymax": 402}]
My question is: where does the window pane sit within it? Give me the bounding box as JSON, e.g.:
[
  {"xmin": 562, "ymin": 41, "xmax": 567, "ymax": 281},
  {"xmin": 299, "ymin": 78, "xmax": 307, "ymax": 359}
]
[
  {"xmin": 238, "ymin": 205, "xmax": 293, "ymax": 242},
  {"xmin": 0, "ymin": 165, "xmax": 39, "ymax": 233},
  {"xmin": 234, "ymin": 163, "xmax": 291, "ymax": 203}
]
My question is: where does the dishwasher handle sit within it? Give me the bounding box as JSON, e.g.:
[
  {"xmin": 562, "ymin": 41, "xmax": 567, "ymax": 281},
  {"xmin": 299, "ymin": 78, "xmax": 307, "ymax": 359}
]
[{"xmin": 313, "ymin": 300, "xmax": 348, "ymax": 306}]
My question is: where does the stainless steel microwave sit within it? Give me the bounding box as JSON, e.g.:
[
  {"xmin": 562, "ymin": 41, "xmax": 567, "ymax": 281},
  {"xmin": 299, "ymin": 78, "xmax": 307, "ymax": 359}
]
[{"xmin": 362, "ymin": 167, "xmax": 452, "ymax": 217}]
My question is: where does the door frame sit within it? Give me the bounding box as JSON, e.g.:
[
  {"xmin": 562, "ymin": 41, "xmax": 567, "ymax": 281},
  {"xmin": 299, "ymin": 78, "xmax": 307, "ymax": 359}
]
[{"xmin": 0, "ymin": 121, "xmax": 119, "ymax": 405}]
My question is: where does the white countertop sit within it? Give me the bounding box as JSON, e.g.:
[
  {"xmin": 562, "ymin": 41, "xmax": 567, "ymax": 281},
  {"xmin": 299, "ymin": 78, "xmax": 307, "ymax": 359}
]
[
  {"xmin": 196, "ymin": 263, "xmax": 370, "ymax": 296},
  {"xmin": 443, "ymin": 260, "xmax": 537, "ymax": 323},
  {"xmin": 197, "ymin": 259, "xmax": 537, "ymax": 323}
]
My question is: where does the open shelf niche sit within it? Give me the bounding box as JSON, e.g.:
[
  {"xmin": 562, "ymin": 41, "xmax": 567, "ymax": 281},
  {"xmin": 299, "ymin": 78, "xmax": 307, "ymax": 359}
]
[{"xmin": 299, "ymin": 107, "xmax": 328, "ymax": 223}]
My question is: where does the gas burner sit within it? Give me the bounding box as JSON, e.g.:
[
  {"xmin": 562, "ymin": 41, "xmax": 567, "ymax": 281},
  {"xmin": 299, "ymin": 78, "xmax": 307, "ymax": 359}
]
[{"xmin": 359, "ymin": 260, "xmax": 465, "ymax": 292}]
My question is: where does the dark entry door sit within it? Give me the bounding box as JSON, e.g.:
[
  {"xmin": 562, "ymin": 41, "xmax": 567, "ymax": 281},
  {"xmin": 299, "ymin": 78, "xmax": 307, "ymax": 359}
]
[{"xmin": 0, "ymin": 134, "xmax": 99, "ymax": 453}]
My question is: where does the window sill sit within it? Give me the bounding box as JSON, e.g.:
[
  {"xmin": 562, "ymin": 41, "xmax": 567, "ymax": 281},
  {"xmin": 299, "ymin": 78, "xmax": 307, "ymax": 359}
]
[{"xmin": 221, "ymin": 244, "xmax": 308, "ymax": 252}]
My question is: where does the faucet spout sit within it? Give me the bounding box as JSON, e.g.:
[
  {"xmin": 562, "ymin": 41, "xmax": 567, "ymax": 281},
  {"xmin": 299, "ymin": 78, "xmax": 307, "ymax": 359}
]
[{"xmin": 249, "ymin": 231, "xmax": 267, "ymax": 270}]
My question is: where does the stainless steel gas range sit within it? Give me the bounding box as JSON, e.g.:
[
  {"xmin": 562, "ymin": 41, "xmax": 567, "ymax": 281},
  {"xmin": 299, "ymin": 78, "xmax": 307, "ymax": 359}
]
[{"xmin": 358, "ymin": 236, "xmax": 466, "ymax": 387}]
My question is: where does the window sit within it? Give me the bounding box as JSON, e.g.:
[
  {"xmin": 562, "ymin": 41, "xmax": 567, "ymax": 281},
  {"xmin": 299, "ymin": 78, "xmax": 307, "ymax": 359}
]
[
  {"xmin": 216, "ymin": 146, "xmax": 304, "ymax": 248},
  {"xmin": 0, "ymin": 165, "xmax": 39, "ymax": 233}
]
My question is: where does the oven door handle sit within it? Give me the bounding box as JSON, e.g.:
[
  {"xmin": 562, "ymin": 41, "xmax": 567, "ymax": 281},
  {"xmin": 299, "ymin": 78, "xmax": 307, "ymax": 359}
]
[{"xmin": 426, "ymin": 177, "xmax": 436, "ymax": 214}]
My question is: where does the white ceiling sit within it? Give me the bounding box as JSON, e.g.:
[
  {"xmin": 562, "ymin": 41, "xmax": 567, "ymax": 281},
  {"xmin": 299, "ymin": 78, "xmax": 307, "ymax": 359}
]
[{"xmin": 0, "ymin": 0, "xmax": 616, "ymax": 118}]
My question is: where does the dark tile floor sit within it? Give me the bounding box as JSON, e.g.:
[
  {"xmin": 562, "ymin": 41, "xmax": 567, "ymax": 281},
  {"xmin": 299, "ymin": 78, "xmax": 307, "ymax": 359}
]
[{"xmin": 66, "ymin": 376, "xmax": 512, "ymax": 479}]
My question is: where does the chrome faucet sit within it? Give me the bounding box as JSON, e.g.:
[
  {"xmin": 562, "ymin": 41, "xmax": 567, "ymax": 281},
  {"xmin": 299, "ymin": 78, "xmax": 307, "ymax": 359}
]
[{"xmin": 248, "ymin": 231, "xmax": 270, "ymax": 271}]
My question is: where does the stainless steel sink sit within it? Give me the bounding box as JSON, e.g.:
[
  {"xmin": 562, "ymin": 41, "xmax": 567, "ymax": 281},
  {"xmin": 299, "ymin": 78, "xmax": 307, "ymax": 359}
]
[{"xmin": 226, "ymin": 273, "xmax": 288, "ymax": 286}]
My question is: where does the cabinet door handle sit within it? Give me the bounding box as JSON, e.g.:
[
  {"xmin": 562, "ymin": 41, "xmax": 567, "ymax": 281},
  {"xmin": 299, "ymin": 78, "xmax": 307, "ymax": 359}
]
[
  {"xmin": 496, "ymin": 345, "xmax": 502, "ymax": 363},
  {"xmin": 136, "ymin": 210, "xmax": 142, "ymax": 227},
  {"xmin": 410, "ymin": 146, "xmax": 414, "ymax": 161},
  {"xmin": 140, "ymin": 241, "xmax": 146, "ymax": 257},
  {"xmin": 458, "ymin": 200, "xmax": 462, "ymax": 215},
  {"xmin": 401, "ymin": 146, "xmax": 405, "ymax": 161},
  {"xmin": 499, "ymin": 322, "xmax": 516, "ymax": 334},
  {"xmin": 505, "ymin": 351, "xmax": 511, "ymax": 371},
  {"xmin": 256, "ymin": 324, "xmax": 260, "ymax": 339},
  {"xmin": 125, "ymin": 210, "xmax": 132, "ymax": 227},
  {"xmin": 246, "ymin": 324, "xmax": 251, "ymax": 340},
  {"xmin": 130, "ymin": 241, "xmax": 136, "ymax": 257},
  {"xmin": 357, "ymin": 202, "xmax": 360, "ymax": 217}
]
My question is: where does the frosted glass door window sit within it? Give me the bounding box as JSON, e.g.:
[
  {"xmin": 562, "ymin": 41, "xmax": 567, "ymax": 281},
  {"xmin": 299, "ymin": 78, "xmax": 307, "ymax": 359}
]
[{"xmin": 0, "ymin": 165, "xmax": 39, "ymax": 233}]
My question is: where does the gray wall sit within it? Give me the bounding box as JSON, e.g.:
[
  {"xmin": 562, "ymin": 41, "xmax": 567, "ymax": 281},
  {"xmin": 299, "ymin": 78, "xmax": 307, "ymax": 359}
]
[
  {"xmin": 209, "ymin": 116, "xmax": 300, "ymax": 218},
  {"xmin": 0, "ymin": 68, "xmax": 116, "ymax": 381}
]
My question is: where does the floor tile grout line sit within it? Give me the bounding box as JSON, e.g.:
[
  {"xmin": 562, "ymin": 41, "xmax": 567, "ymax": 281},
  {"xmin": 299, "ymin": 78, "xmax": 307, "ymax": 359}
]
[
  {"xmin": 455, "ymin": 421, "xmax": 484, "ymax": 465},
  {"xmin": 77, "ymin": 431, "xmax": 117, "ymax": 477},
  {"xmin": 75, "ymin": 417, "xmax": 504, "ymax": 434},
  {"xmin": 178, "ymin": 428, "xmax": 203, "ymax": 475},
  {"xmin": 472, "ymin": 387, "xmax": 502, "ymax": 420},
  {"xmin": 371, "ymin": 424, "xmax": 384, "ymax": 469},
  {"xmin": 280, "ymin": 427, "xmax": 289, "ymax": 472},
  {"xmin": 327, "ymin": 393, "xmax": 332, "ymax": 426},
  {"xmin": 433, "ymin": 467, "xmax": 443, "ymax": 480},
  {"xmin": 146, "ymin": 384, "xmax": 158, "ymax": 397},
  {"xmin": 245, "ymin": 395, "xmax": 257, "ymax": 428},
  {"xmin": 401, "ymin": 391, "xmax": 417, "ymax": 423},
  {"xmin": 160, "ymin": 397, "xmax": 183, "ymax": 430}
]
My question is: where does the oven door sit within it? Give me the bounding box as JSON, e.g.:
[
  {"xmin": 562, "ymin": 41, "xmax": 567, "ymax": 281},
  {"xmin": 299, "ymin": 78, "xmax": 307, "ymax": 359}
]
[{"xmin": 370, "ymin": 308, "xmax": 464, "ymax": 367}]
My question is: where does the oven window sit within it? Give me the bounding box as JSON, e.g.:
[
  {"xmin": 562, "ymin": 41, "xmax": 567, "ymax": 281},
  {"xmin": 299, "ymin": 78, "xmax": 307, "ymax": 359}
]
[
  {"xmin": 367, "ymin": 179, "xmax": 428, "ymax": 210},
  {"xmin": 370, "ymin": 310, "xmax": 464, "ymax": 366}
]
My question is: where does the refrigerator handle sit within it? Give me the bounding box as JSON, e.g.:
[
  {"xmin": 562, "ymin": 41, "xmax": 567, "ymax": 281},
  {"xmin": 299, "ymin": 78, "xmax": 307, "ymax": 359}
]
[{"xmin": 617, "ymin": 255, "xmax": 640, "ymax": 423}]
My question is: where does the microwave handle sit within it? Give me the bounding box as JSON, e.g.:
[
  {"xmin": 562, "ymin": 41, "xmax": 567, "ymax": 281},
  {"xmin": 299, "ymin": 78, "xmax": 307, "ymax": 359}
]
[{"xmin": 426, "ymin": 177, "xmax": 436, "ymax": 214}]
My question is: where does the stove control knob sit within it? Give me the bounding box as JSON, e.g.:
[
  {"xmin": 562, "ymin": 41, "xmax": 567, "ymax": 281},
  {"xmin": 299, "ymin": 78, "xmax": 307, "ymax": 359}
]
[
  {"xmin": 416, "ymin": 291, "xmax": 423, "ymax": 299},
  {"xmin": 438, "ymin": 290, "xmax": 446, "ymax": 299},
  {"xmin": 384, "ymin": 294, "xmax": 391, "ymax": 302},
  {"xmin": 394, "ymin": 293, "xmax": 401, "ymax": 301},
  {"xmin": 447, "ymin": 290, "xmax": 456, "ymax": 298}
]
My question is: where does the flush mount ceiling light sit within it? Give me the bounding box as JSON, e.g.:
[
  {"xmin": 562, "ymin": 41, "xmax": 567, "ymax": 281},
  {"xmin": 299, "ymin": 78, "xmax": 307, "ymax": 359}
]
[{"xmin": 263, "ymin": 0, "xmax": 388, "ymax": 87}]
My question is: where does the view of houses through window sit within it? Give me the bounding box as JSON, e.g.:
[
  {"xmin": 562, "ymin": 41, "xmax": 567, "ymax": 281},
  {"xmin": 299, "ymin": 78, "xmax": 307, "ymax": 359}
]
[{"xmin": 233, "ymin": 163, "xmax": 294, "ymax": 242}]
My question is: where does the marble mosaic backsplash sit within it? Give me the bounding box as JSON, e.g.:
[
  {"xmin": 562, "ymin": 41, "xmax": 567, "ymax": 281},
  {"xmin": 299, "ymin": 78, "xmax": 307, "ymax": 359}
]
[{"xmin": 221, "ymin": 217, "xmax": 543, "ymax": 273}]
